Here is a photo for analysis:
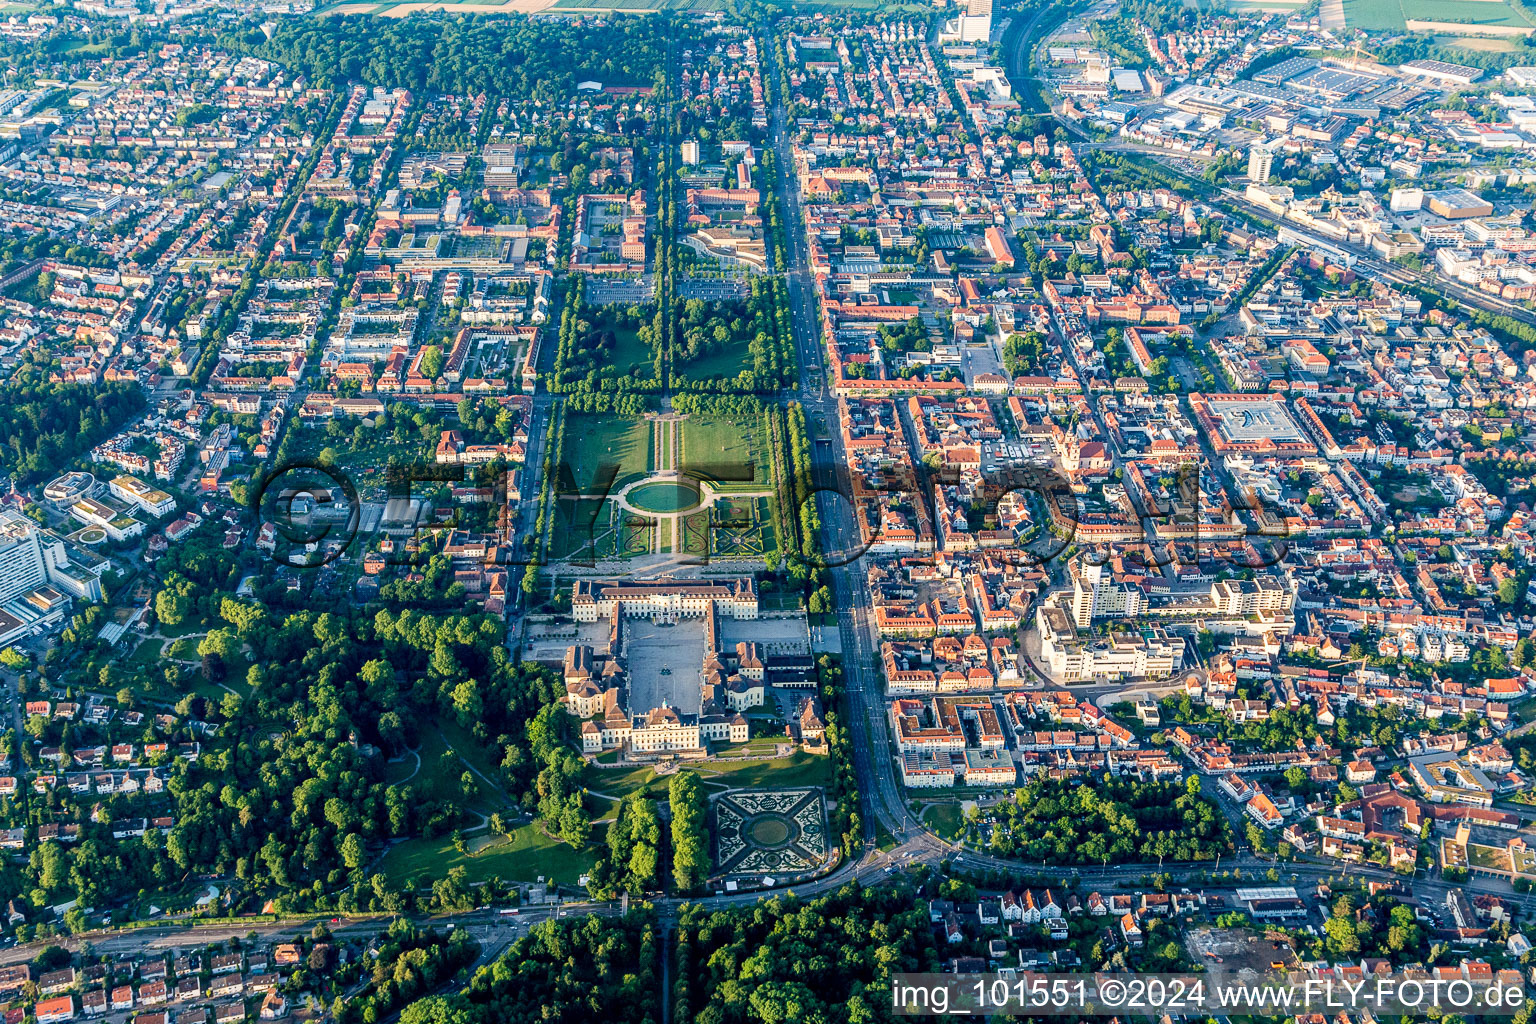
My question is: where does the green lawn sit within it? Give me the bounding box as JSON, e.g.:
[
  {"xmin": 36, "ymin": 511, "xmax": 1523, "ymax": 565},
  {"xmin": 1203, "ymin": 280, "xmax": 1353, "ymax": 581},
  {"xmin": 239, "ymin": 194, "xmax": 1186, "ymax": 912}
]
[
  {"xmin": 128, "ymin": 639, "xmax": 164, "ymax": 668},
  {"xmin": 585, "ymin": 764, "xmax": 672, "ymax": 801},
  {"xmin": 716, "ymin": 737, "xmax": 794, "ymax": 757},
  {"xmin": 679, "ymin": 415, "xmax": 769, "ymax": 488},
  {"xmin": 923, "ymin": 802, "xmax": 966, "ymax": 840},
  {"xmin": 563, "ymin": 414, "xmax": 653, "ymax": 492},
  {"xmin": 383, "ymin": 746, "xmax": 425, "ymax": 787},
  {"xmin": 610, "ymin": 326, "xmax": 655, "ymax": 377},
  {"xmin": 586, "ymin": 752, "xmax": 830, "ymax": 799},
  {"xmin": 164, "ymin": 636, "xmax": 199, "ymax": 660},
  {"xmin": 1341, "ymin": 0, "xmax": 1535, "ymax": 30},
  {"xmin": 693, "ymin": 751, "xmax": 831, "ymax": 790},
  {"xmin": 394, "ymin": 720, "xmax": 507, "ymax": 818},
  {"xmin": 682, "ymin": 343, "xmax": 753, "ymax": 381},
  {"xmin": 437, "ymin": 717, "xmax": 509, "ymax": 803},
  {"xmin": 549, "ymin": 499, "xmax": 618, "ymax": 561},
  {"xmin": 759, "ymin": 589, "xmax": 804, "ymax": 613},
  {"xmin": 380, "ymin": 822, "xmax": 601, "ymax": 886}
]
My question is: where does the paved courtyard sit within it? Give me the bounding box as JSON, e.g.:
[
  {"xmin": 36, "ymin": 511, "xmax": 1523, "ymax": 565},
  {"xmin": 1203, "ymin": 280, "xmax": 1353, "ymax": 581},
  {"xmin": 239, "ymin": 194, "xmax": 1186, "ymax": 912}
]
[
  {"xmin": 623, "ymin": 615, "xmax": 708, "ymax": 715},
  {"xmin": 719, "ymin": 613, "xmax": 810, "ymax": 656}
]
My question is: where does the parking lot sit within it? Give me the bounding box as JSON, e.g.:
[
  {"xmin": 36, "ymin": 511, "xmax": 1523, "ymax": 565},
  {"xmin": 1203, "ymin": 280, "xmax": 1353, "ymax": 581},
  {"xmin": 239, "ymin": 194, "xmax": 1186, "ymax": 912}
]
[
  {"xmin": 679, "ymin": 277, "xmax": 749, "ymax": 301},
  {"xmin": 587, "ymin": 278, "xmax": 654, "ymax": 305}
]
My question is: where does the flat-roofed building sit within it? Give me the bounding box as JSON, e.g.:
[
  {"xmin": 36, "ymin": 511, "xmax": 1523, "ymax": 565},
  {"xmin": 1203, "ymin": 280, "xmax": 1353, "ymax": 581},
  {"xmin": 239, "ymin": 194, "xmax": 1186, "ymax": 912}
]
[
  {"xmin": 1427, "ymin": 188, "xmax": 1494, "ymax": 220},
  {"xmin": 109, "ymin": 475, "xmax": 175, "ymax": 518}
]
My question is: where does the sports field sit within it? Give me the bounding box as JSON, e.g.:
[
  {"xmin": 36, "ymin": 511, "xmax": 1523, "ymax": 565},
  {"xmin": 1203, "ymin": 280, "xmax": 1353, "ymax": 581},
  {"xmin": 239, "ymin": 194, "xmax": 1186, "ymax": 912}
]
[
  {"xmin": 327, "ymin": 0, "xmax": 913, "ymax": 14},
  {"xmin": 324, "ymin": 0, "xmax": 554, "ymax": 14},
  {"xmin": 1185, "ymin": 0, "xmax": 1306, "ymax": 9},
  {"xmin": 1341, "ymin": 0, "xmax": 1535, "ymax": 31}
]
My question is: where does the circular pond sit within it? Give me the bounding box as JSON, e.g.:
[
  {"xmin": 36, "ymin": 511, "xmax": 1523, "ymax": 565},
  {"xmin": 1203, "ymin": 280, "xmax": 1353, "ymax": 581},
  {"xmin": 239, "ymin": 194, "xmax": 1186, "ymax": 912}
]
[
  {"xmin": 749, "ymin": 816, "xmax": 793, "ymax": 847},
  {"xmin": 626, "ymin": 479, "xmax": 702, "ymax": 513}
]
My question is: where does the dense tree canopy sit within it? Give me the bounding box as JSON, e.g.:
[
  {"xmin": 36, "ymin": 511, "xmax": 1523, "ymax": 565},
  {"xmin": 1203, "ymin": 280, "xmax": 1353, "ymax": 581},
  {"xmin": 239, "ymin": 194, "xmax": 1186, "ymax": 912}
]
[
  {"xmin": 0, "ymin": 362, "xmax": 146, "ymax": 482},
  {"xmin": 16, "ymin": 596, "xmax": 565, "ymax": 917},
  {"xmin": 669, "ymin": 770, "xmax": 709, "ymax": 893},
  {"xmin": 220, "ymin": 15, "xmax": 669, "ymax": 103},
  {"xmin": 335, "ymin": 920, "xmax": 479, "ymax": 1024},
  {"xmin": 675, "ymin": 886, "xmax": 937, "ymax": 1024},
  {"xmin": 980, "ymin": 775, "xmax": 1230, "ymax": 865},
  {"xmin": 402, "ymin": 912, "xmax": 661, "ymax": 1024}
]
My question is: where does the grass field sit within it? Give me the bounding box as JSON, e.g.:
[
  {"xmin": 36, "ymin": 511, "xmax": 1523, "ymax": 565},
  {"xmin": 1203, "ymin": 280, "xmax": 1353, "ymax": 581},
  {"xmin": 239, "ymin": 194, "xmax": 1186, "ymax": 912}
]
[
  {"xmin": 923, "ymin": 802, "xmax": 966, "ymax": 840},
  {"xmin": 586, "ymin": 764, "xmax": 673, "ymax": 801},
  {"xmin": 385, "ymin": 718, "xmax": 509, "ymax": 820},
  {"xmin": 562, "ymin": 413, "xmax": 653, "ymax": 492},
  {"xmin": 717, "ymin": 737, "xmax": 796, "ymax": 757},
  {"xmin": 610, "ymin": 326, "xmax": 655, "ymax": 378},
  {"xmin": 1438, "ymin": 34, "xmax": 1523, "ymax": 48},
  {"xmin": 696, "ymin": 752, "xmax": 832, "ymax": 790},
  {"xmin": 380, "ymin": 821, "xmax": 600, "ymax": 885},
  {"xmin": 1342, "ymin": 0, "xmax": 1535, "ymax": 30},
  {"xmin": 549, "ymin": 499, "xmax": 620, "ymax": 561},
  {"xmin": 683, "ymin": 343, "xmax": 753, "ymax": 381},
  {"xmin": 679, "ymin": 415, "xmax": 769, "ymax": 488},
  {"xmin": 586, "ymin": 752, "xmax": 831, "ymax": 802},
  {"xmin": 128, "ymin": 639, "xmax": 164, "ymax": 668},
  {"xmin": 437, "ymin": 717, "xmax": 510, "ymax": 808},
  {"xmin": 164, "ymin": 637, "xmax": 198, "ymax": 660}
]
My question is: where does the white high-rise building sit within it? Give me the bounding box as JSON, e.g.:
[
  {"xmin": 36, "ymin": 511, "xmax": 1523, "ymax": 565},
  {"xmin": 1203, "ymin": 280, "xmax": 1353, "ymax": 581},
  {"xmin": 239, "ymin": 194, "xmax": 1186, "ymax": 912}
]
[
  {"xmin": 1247, "ymin": 145, "xmax": 1274, "ymax": 184},
  {"xmin": 0, "ymin": 510, "xmax": 59, "ymax": 604},
  {"xmin": 940, "ymin": 0, "xmax": 992, "ymax": 43},
  {"xmin": 1070, "ymin": 560, "xmax": 1144, "ymax": 628},
  {"xmin": 0, "ymin": 509, "xmax": 100, "ymax": 605}
]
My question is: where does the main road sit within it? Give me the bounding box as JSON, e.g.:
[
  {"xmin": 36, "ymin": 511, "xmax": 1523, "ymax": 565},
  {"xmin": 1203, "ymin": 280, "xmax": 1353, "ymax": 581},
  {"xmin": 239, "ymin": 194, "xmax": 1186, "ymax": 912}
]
[{"xmin": 766, "ymin": 62, "xmax": 936, "ymax": 855}]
